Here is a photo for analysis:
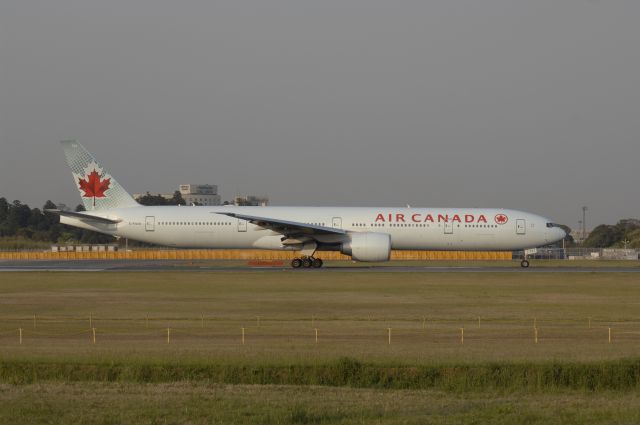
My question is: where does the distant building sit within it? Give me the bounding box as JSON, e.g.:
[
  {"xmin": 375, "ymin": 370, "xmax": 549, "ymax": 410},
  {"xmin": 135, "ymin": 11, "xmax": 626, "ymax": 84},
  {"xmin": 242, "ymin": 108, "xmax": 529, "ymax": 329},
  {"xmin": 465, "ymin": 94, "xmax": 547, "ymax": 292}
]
[
  {"xmin": 233, "ymin": 195, "xmax": 269, "ymax": 206},
  {"xmin": 135, "ymin": 184, "xmax": 222, "ymax": 206},
  {"xmin": 179, "ymin": 184, "xmax": 222, "ymax": 206},
  {"xmin": 134, "ymin": 185, "xmax": 268, "ymax": 207}
]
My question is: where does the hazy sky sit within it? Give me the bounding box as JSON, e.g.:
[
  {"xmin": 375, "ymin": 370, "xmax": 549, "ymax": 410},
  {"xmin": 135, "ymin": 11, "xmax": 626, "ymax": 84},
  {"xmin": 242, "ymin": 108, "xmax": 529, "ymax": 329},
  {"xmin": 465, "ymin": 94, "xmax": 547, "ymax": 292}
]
[{"xmin": 1, "ymin": 1, "xmax": 639, "ymax": 230}]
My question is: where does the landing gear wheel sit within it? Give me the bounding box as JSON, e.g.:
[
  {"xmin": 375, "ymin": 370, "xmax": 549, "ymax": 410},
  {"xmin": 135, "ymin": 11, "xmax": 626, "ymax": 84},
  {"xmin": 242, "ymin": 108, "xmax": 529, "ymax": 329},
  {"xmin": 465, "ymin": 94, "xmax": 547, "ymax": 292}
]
[
  {"xmin": 521, "ymin": 259, "xmax": 530, "ymax": 268},
  {"xmin": 291, "ymin": 258, "xmax": 302, "ymax": 268},
  {"xmin": 302, "ymin": 257, "xmax": 313, "ymax": 268},
  {"xmin": 312, "ymin": 258, "xmax": 323, "ymax": 268}
]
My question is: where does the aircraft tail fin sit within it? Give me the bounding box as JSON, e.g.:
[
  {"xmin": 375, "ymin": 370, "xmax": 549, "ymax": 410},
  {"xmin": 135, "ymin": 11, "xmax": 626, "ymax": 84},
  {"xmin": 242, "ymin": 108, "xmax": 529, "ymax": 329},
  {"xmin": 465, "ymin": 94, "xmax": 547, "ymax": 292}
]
[{"xmin": 60, "ymin": 140, "xmax": 139, "ymax": 210}]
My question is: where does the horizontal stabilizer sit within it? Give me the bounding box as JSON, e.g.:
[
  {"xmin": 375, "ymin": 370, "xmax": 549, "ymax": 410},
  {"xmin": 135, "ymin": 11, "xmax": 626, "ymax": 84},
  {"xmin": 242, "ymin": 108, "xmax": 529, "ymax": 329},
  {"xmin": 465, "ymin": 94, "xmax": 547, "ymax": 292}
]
[{"xmin": 45, "ymin": 209, "xmax": 121, "ymax": 224}]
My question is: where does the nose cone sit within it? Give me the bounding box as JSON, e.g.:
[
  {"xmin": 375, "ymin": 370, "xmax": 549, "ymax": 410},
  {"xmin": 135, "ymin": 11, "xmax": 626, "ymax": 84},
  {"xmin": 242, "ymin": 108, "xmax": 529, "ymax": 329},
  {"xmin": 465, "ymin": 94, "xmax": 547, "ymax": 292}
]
[
  {"xmin": 547, "ymin": 226, "xmax": 566, "ymax": 244},
  {"xmin": 542, "ymin": 218, "xmax": 567, "ymax": 244}
]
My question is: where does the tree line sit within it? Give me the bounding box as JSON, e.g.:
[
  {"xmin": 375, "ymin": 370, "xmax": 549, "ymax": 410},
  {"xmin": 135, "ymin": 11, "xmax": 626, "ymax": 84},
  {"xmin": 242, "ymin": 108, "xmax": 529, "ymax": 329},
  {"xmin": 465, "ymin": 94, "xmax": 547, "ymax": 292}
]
[
  {"xmin": 0, "ymin": 197, "xmax": 112, "ymax": 246},
  {"xmin": 136, "ymin": 191, "xmax": 185, "ymax": 206},
  {"xmin": 0, "ymin": 192, "xmax": 186, "ymax": 248},
  {"xmin": 582, "ymin": 219, "xmax": 640, "ymax": 249}
]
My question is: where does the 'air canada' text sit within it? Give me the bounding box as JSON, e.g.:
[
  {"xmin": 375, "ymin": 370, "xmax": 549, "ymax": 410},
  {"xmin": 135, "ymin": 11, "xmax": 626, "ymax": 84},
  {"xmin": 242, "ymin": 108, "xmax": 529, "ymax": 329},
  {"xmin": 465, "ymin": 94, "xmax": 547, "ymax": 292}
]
[{"xmin": 375, "ymin": 213, "xmax": 489, "ymax": 224}]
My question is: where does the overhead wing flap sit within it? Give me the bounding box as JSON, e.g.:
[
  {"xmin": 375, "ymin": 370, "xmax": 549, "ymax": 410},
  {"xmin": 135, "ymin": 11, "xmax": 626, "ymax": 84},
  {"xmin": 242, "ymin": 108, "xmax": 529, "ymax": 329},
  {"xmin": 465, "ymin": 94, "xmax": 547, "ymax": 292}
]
[
  {"xmin": 217, "ymin": 212, "xmax": 347, "ymax": 236},
  {"xmin": 45, "ymin": 209, "xmax": 121, "ymax": 224}
]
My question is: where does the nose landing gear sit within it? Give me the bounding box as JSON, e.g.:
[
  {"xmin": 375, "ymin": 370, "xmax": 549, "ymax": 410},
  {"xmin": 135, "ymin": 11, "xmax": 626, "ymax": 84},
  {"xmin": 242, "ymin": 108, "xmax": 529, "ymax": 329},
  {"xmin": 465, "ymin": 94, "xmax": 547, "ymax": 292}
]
[
  {"xmin": 291, "ymin": 256, "xmax": 323, "ymax": 269},
  {"xmin": 520, "ymin": 248, "xmax": 537, "ymax": 268}
]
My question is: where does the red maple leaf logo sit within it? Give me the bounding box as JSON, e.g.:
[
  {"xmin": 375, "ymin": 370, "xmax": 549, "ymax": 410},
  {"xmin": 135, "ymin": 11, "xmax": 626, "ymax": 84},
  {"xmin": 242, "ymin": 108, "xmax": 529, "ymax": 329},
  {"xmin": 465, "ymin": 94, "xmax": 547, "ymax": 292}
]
[
  {"xmin": 495, "ymin": 214, "xmax": 508, "ymax": 225},
  {"xmin": 78, "ymin": 169, "xmax": 111, "ymax": 207}
]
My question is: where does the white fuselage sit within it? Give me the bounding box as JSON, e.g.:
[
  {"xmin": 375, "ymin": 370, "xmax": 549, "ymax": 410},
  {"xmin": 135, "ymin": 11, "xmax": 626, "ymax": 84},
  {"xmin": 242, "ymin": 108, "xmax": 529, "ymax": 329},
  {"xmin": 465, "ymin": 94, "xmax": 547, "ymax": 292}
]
[{"xmin": 60, "ymin": 206, "xmax": 565, "ymax": 252}]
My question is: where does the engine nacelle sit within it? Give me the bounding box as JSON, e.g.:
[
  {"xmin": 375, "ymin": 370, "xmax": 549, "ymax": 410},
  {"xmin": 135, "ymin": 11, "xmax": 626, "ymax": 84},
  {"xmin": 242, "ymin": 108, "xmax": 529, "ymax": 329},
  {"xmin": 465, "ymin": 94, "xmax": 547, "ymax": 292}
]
[{"xmin": 341, "ymin": 232, "xmax": 391, "ymax": 262}]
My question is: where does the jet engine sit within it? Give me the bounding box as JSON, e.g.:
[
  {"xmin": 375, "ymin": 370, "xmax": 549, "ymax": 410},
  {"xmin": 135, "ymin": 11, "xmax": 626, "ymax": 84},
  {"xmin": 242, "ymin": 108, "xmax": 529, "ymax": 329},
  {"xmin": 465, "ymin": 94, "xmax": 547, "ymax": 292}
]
[{"xmin": 341, "ymin": 232, "xmax": 391, "ymax": 262}]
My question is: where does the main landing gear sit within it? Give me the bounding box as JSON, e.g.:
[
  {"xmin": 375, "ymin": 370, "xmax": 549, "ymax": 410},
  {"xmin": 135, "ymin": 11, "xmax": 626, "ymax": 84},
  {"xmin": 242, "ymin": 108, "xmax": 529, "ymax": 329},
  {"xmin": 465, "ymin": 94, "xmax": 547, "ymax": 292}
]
[
  {"xmin": 520, "ymin": 256, "xmax": 530, "ymax": 268},
  {"xmin": 291, "ymin": 256, "xmax": 323, "ymax": 269}
]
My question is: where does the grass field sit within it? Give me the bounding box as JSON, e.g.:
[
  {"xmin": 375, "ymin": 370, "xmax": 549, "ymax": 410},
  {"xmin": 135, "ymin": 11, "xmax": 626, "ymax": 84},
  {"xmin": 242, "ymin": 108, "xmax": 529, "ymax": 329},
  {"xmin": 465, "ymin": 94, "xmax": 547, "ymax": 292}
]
[
  {"xmin": 3, "ymin": 382, "xmax": 640, "ymax": 425},
  {"xmin": 1, "ymin": 268, "xmax": 640, "ymax": 423}
]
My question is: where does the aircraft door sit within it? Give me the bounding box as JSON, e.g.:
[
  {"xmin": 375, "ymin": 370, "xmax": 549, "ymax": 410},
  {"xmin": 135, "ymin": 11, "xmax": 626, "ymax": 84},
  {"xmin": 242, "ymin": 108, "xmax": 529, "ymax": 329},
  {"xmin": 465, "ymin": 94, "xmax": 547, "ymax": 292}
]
[
  {"xmin": 332, "ymin": 217, "xmax": 342, "ymax": 229},
  {"xmin": 145, "ymin": 216, "xmax": 155, "ymax": 232},
  {"xmin": 237, "ymin": 219, "xmax": 247, "ymax": 232},
  {"xmin": 516, "ymin": 219, "xmax": 526, "ymax": 235},
  {"xmin": 444, "ymin": 221, "xmax": 453, "ymax": 234}
]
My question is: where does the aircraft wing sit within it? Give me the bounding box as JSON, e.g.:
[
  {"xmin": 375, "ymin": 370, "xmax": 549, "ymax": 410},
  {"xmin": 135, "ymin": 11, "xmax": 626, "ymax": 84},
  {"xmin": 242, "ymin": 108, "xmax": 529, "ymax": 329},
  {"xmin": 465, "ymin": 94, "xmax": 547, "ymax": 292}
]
[
  {"xmin": 217, "ymin": 212, "xmax": 347, "ymax": 236},
  {"xmin": 45, "ymin": 209, "xmax": 121, "ymax": 224}
]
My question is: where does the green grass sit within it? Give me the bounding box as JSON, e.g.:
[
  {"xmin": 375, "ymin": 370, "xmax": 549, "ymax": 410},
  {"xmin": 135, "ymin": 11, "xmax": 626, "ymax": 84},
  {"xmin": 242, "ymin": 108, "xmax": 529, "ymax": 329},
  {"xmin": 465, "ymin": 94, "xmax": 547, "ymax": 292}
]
[
  {"xmin": 2, "ymin": 270, "xmax": 640, "ymax": 423},
  {"xmin": 2, "ymin": 382, "xmax": 640, "ymax": 425},
  {"xmin": 2, "ymin": 358, "xmax": 640, "ymax": 392}
]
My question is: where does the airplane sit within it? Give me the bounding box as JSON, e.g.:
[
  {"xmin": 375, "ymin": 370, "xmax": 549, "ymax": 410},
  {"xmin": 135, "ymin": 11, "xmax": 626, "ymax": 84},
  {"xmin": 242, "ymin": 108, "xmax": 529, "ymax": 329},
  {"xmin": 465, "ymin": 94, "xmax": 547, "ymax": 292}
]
[{"xmin": 47, "ymin": 140, "xmax": 566, "ymax": 268}]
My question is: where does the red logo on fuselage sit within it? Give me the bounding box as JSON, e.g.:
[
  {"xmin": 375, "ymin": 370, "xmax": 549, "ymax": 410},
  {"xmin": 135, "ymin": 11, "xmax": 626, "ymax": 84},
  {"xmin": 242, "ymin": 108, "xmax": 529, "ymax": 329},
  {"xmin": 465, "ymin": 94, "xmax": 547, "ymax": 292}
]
[{"xmin": 494, "ymin": 214, "xmax": 508, "ymax": 225}]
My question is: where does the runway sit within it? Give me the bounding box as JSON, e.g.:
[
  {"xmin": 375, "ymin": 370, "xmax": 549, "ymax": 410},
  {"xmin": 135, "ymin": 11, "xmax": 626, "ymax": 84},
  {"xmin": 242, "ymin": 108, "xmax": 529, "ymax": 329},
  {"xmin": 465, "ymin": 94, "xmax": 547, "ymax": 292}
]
[{"xmin": 1, "ymin": 260, "xmax": 640, "ymax": 273}]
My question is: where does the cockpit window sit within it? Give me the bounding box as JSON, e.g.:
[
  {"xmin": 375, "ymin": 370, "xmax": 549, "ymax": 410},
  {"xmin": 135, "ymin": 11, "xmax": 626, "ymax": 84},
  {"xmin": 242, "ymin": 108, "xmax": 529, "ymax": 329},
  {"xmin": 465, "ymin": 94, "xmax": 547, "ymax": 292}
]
[{"xmin": 546, "ymin": 222, "xmax": 562, "ymax": 228}]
